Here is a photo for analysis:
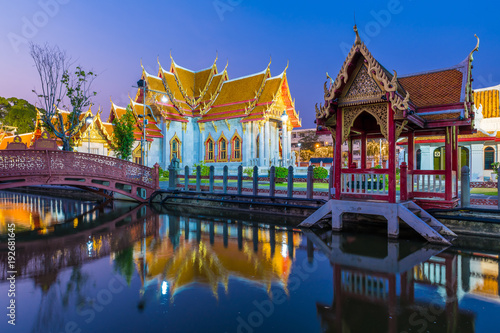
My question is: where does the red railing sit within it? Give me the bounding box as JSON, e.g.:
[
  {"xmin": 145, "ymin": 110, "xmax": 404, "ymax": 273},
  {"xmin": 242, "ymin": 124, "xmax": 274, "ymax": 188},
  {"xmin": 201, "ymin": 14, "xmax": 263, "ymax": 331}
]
[
  {"xmin": 400, "ymin": 164, "xmax": 456, "ymax": 201},
  {"xmin": 0, "ymin": 150, "xmax": 159, "ymax": 200}
]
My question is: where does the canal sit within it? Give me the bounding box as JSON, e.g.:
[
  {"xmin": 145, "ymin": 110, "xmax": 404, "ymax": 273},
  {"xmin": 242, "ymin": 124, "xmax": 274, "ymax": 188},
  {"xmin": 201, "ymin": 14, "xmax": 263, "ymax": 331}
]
[{"xmin": 0, "ymin": 191, "xmax": 499, "ymax": 333}]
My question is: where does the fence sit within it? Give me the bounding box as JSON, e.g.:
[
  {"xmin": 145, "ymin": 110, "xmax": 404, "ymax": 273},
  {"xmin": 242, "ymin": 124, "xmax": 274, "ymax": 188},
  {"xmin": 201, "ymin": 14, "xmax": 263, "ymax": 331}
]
[{"xmin": 167, "ymin": 165, "xmax": 332, "ymax": 199}]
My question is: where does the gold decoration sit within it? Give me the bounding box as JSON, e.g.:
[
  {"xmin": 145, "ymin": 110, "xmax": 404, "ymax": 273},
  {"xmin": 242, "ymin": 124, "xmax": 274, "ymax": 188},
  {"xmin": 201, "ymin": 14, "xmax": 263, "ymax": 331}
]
[
  {"xmin": 182, "ymin": 122, "xmax": 187, "ymax": 132},
  {"xmin": 342, "ymin": 104, "xmax": 388, "ymax": 143},
  {"xmin": 321, "ymin": 33, "xmax": 410, "ymax": 118},
  {"xmin": 166, "ymin": 120, "xmax": 171, "ymax": 131},
  {"xmin": 212, "ymin": 121, "xmax": 218, "ymax": 133},
  {"xmin": 395, "ymin": 120, "xmax": 408, "ymax": 140},
  {"xmin": 198, "ymin": 123, "xmax": 205, "ymax": 132},
  {"xmin": 224, "ymin": 119, "xmax": 231, "ymax": 131}
]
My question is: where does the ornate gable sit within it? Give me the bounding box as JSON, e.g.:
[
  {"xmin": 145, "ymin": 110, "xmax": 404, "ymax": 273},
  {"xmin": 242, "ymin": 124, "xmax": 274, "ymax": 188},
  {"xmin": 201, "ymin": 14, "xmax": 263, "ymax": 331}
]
[{"xmin": 342, "ymin": 64, "xmax": 382, "ymax": 104}]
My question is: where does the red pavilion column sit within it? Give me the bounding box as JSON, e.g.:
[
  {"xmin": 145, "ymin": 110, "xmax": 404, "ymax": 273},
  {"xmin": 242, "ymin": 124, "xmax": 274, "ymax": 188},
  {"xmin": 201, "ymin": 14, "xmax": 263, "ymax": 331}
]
[
  {"xmin": 407, "ymin": 131, "xmax": 415, "ymax": 171},
  {"xmin": 334, "ymin": 109, "xmax": 343, "ymax": 200},
  {"xmin": 388, "ymin": 103, "xmax": 396, "ymax": 203},
  {"xmin": 361, "ymin": 132, "xmax": 367, "ymax": 170},
  {"xmin": 452, "ymin": 127, "xmax": 459, "ymax": 198},
  {"xmin": 444, "ymin": 127, "xmax": 453, "ymax": 201}
]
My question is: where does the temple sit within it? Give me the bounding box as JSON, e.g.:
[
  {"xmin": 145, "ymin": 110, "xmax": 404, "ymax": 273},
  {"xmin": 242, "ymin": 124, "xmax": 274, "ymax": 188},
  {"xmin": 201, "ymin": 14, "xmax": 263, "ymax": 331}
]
[
  {"xmin": 315, "ymin": 26, "xmax": 478, "ymax": 209},
  {"xmin": 111, "ymin": 55, "xmax": 301, "ymax": 169}
]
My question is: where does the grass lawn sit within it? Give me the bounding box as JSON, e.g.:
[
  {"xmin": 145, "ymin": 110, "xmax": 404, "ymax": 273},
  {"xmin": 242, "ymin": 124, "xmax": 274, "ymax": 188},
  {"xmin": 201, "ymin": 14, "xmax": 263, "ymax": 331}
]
[{"xmin": 470, "ymin": 188, "xmax": 498, "ymax": 196}]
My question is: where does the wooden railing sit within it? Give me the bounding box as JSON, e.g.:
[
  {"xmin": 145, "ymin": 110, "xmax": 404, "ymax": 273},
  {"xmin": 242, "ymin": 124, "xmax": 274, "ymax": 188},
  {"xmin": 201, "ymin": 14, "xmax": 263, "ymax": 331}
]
[
  {"xmin": 340, "ymin": 168, "xmax": 390, "ymax": 200},
  {"xmin": 400, "ymin": 163, "xmax": 457, "ymax": 201}
]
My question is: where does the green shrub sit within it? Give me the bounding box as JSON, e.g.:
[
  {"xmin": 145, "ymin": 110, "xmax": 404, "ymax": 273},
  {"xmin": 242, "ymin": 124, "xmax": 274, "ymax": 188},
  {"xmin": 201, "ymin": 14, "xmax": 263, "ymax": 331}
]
[
  {"xmin": 158, "ymin": 167, "xmax": 169, "ymax": 179},
  {"xmin": 243, "ymin": 167, "xmax": 254, "ymax": 178},
  {"xmin": 193, "ymin": 161, "xmax": 210, "ymax": 176},
  {"xmin": 313, "ymin": 166, "xmax": 328, "ymax": 179},
  {"xmin": 272, "ymin": 166, "xmax": 288, "ymax": 179}
]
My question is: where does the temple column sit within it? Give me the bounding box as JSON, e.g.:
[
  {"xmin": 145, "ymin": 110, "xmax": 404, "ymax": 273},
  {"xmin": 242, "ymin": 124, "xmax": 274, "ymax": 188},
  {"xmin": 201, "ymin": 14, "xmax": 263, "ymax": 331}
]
[
  {"xmin": 420, "ymin": 146, "xmax": 433, "ymax": 170},
  {"xmin": 264, "ymin": 120, "xmax": 270, "ymax": 166},
  {"xmin": 181, "ymin": 124, "xmax": 186, "ymax": 167},
  {"xmin": 272, "ymin": 122, "xmax": 278, "ymax": 165},
  {"xmin": 161, "ymin": 118, "xmax": 168, "ymax": 168},
  {"xmin": 259, "ymin": 122, "xmax": 265, "ymax": 166},
  {"xmin": 388, "ymin": 104, "xmax": 396, "ymax": 203},
  {"xmin": 287, "ymin": 126, "xmax": 292, "ymax": 166},
  {"xmin": 249, "ymin": 122, "xmax": 255, "ymax": 165},
  {"xmin": 470, "ymin": 144, "xmax": 483, "ymax": 181},
  {"xmin": 199, "ymin": 122, "xmax": 205, "ymax": 163},
  {"xmin": 361, "ymin": 132, "xmax": 367, "ymax": 169},
  {"xmin": 444, "ymin": 127, "xmax": 453, "ymax": 201},
  {"xmin": 452, "ymin": 127, "xmax": 459, "ymax": 196},
  {"xmin": 244, "ymin": 123, "xmax": 251, "ymax": 165}
]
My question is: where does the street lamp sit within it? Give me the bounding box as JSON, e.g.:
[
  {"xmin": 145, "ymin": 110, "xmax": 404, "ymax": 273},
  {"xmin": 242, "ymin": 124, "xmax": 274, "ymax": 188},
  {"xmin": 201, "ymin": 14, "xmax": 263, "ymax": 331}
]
[
  {"xmin": 297, "ymin": 142, "xmax": 301, "ymax": 166},
  {"xmin": 85, "ymin": 115, "xmax": 93, "ymax": 153},
  {"xmin": 281, "ymin": 110, "xmax": 288, "ymax": 165}
]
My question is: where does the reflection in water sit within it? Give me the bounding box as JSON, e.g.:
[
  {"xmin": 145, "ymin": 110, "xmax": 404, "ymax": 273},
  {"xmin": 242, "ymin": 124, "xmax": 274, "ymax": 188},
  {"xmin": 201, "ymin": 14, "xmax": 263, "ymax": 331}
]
[
  {"xmin": 308, "ymin": 231, "xmax": 499, "ymax": 333},
  {"xmin": 135, "ymin": 216, "xmax": 300, "ymax": 301},
  {"xmin": 0, "ymin": 192, "xmax": 499, "ymax": 332},
  {"xmin": 0, "ymin": 191, "xmax": 100, "ymax": 234}
]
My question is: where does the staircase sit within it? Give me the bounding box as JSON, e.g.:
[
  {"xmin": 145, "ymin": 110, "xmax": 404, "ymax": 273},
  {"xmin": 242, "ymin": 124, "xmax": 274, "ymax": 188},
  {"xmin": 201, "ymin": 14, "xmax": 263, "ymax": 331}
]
[
  {"xmin": 299, "ymin": 200, "xmax": 456, "ymax": 246},
  {"xmin": 397, "ymin": 201, "xmax": 456, "ymax": 245}
]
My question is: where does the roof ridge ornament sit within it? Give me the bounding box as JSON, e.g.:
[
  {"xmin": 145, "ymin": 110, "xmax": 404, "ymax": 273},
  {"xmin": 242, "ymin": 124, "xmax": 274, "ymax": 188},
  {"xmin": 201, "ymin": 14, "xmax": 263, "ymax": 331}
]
[
  {"xmin": 354, "ymin": 25, "xmax": 362, "ymax": 45},
  {"xmin": 469, "ymin": 34, "xmax": 480, "ymax": 61}
]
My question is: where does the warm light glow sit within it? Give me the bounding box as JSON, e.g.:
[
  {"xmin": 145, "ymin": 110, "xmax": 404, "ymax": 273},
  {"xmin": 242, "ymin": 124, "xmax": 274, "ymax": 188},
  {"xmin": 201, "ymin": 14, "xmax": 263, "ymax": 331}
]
[
  {"xmin": 315, "ymin": 143, "xmax": 319, "ymax": 148},
  {"xmin": 161, "ymin": 95, "xmax": 169, "ymax": 103},
  {"xmin": 297, "ymin": 143, "xmax": 301, "ymax": 147}
]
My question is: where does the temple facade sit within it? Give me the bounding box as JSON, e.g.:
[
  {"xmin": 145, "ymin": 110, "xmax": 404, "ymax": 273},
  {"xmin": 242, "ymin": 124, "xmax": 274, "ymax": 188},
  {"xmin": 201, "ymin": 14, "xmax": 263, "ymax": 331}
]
[{"xmin": 110, "ymin": 56, "xmax": 301, "ymax": 170}]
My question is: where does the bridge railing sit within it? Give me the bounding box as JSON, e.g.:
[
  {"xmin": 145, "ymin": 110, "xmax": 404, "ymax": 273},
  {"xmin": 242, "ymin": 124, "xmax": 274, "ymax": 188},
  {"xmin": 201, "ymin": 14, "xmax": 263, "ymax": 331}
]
[{"xmin": 0, "ymin": 150, "xmax": 158, "ymax": 190}]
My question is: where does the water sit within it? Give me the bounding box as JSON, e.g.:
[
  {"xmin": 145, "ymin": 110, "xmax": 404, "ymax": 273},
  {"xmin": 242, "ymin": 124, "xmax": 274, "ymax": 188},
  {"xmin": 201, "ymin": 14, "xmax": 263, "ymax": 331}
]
[{"xmin": 0, "ymin": 191, "xmax": 499, "ymax": 333}]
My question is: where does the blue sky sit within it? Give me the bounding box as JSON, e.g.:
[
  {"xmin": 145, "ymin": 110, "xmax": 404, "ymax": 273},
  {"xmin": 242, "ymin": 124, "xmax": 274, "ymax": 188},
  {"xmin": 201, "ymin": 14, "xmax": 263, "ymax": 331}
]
[{"xmin": 0, "ymin": 0, "xmax": 499, "ymax": 127}]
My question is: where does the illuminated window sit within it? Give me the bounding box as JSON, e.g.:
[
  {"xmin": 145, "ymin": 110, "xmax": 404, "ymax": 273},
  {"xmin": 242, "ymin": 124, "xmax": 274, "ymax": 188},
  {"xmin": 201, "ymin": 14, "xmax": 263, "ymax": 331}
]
[
  {"xmin": 484, "ymin": 146, "xmax": 495, "ymax": 170},
  {"xmin": 205, "ymin": 135, "xmax": 215, "ymax": 162},
  {"xmin": 170, "ymin": 134, "xmax": 181, "ymax": 162},
  {"xmin": 217, "ymin": 133, "xmax": 228, "ymax": 162},
  {"xmin": 231, "ymin": 131, "xmax": 242, "ymax": 162}
]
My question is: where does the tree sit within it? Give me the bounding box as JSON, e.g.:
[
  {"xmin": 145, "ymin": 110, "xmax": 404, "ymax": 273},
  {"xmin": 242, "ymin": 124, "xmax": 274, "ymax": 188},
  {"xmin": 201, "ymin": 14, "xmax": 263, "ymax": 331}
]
[
  {"xmin": 112, "ymin": 105, "xmax": 136, "ymax": 160},
  {"xmin": 0, "ymin": 97, "xmax": 38, "ymax": 134},
  {"xmin": 298, "ymin": 132, "xmax": 320, "ymax": 151},
  {"xmin": 30, "ymin": 43, "xmax": 97, "ymax": 151}
]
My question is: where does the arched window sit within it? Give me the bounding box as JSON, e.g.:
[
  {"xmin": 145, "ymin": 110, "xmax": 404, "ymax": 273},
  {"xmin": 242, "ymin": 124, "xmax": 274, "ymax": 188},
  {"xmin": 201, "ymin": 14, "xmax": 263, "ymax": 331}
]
[
  {"xmin": 205, "ymin": 135, "xmax": 215, "ymax": 162},
  {"xmin": 231, "ymin": 131, "xmax": 242, "ymax": 162},
  {"xmin": 170, "ymin": 134, "xmax": 181, "ymax": 162},
  {"xmin": 217, "ymin": 133, "xmax": 228, "ymax": 162},
  {"xmin": 484, "ymin": 146, "xmax": 495, "ymax": 170}
]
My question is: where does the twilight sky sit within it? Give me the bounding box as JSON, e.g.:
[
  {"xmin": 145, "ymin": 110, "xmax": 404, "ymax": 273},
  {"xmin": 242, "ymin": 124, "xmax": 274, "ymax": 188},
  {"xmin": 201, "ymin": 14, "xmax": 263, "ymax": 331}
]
[{"xmin": 1, "ymin": 0, "xmax": 499, "ymax": 128}]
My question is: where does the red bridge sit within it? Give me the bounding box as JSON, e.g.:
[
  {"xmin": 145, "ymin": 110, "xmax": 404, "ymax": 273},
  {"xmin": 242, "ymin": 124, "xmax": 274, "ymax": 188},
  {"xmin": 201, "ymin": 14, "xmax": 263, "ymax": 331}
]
[{"xmin": 0, "ymin": 149, "xmax": 160, "ymax": 202}]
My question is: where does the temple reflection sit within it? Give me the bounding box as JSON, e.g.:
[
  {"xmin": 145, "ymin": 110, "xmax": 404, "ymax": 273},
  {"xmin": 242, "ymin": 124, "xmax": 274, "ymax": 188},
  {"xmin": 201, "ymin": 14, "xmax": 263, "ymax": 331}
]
[
  {"xmin": 307, "ymin": 231, "xmax": 500, "ymax": 333},
  {"xmin": 134, "ymin": 215, "xmax": 301, "ymax": 300}
]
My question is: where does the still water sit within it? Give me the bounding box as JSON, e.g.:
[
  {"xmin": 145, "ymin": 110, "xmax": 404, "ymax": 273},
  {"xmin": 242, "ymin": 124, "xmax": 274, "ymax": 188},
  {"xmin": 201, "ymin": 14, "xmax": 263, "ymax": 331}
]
[{"xmin": 0, "ymin": 191, "xmax": 499, "ymax": 333}]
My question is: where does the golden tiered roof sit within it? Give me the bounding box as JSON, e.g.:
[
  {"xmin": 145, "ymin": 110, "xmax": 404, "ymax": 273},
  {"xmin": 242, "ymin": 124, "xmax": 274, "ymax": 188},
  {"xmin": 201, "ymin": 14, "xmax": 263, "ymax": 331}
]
[
  {"xmin": 474, "ymin": 85, "xmax": 500, "ymax": 118},
  {"xmin": 114, "ymin": 55, "xmax": 301, "ymax": 128}
]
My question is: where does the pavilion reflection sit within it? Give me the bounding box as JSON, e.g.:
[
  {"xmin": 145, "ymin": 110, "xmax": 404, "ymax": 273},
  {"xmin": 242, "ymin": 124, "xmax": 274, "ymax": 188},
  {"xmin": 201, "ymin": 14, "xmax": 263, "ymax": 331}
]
[
  {"xmin": 307, "ymin": 231, "xmax": 500, "ymax": 333},
  {"xmin": 133, "ymin": 215, "xmax": 301, "ymax": 300}
]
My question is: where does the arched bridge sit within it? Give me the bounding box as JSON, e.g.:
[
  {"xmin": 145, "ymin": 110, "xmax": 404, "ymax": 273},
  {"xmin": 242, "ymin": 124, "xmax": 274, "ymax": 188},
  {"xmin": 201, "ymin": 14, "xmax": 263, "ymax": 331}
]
[{"xmin": 0, "ymin": 150, "xmax": 159, "ymax": 202}]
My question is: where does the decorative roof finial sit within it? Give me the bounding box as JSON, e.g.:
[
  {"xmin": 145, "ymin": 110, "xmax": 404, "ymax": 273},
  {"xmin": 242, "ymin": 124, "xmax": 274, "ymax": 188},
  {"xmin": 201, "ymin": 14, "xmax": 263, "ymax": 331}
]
[
  {"xmin": 284, "ymin": 60, "xmax": 289, "ymax": 72},
  {"xmin": 354, "ymin": 24, "xmax": 361, "ymax": 45},
  {"xmin": 157, "ymin": 56, "xmax": 162, "ymax": 69},
  {"xmin": 469, "ymin": 34, "xmax": 480, "ymax": 61}
]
